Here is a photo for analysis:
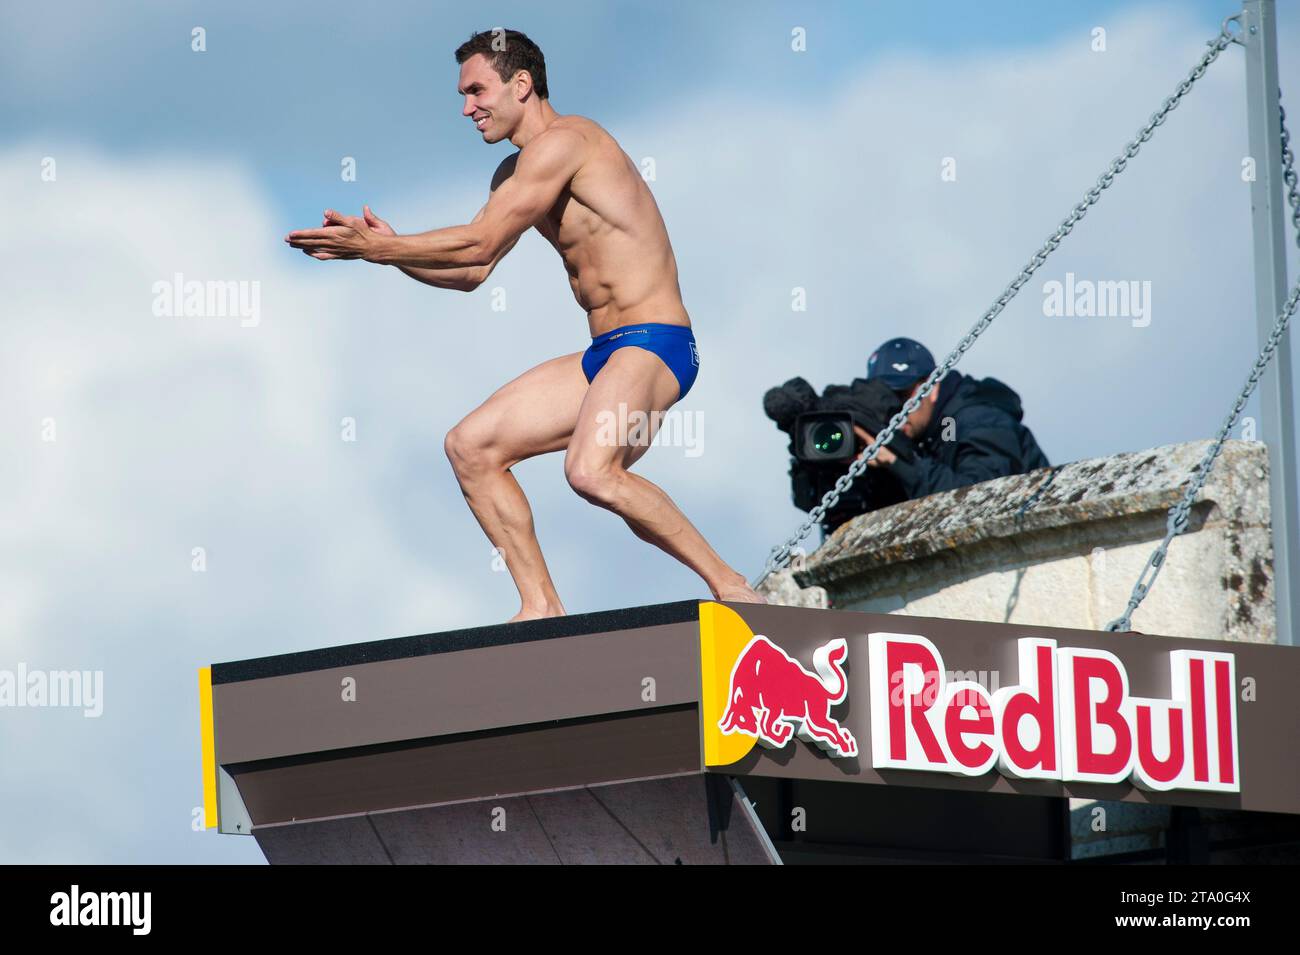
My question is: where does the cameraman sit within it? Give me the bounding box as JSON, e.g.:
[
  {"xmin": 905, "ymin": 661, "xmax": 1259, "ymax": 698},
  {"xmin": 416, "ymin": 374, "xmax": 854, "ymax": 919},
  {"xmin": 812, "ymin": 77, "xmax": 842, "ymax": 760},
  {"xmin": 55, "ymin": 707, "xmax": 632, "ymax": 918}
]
[{"xmin": 854, "ymin": 338, "xmax": 1050, "ymax": 498}]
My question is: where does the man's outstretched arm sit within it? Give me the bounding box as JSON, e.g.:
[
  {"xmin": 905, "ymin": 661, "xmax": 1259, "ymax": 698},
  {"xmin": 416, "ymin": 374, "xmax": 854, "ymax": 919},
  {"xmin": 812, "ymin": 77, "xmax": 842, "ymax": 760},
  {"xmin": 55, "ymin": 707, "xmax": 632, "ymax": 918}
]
[
  {"xmin": 370, "ymin": 128, "xmax": 580, "ymax": 269},
  {"xmin": 285, "ymin": 127, "xmax": 584, "ymax": 269},
  {"xmin": 365, "ymin": 205, "xmax": 516, "ymax": 292}
]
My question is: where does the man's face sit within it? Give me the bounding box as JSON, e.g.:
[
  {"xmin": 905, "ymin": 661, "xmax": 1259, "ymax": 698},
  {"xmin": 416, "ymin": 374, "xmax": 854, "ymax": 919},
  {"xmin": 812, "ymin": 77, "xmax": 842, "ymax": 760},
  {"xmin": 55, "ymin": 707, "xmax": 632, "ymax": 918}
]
[
  {"xmin": 900, "ymin": 381, "xmax": 939, "ymax": 439},
  {"xmin": 458, "ymin": 54, "xmax": 520, "ymax": 144}
]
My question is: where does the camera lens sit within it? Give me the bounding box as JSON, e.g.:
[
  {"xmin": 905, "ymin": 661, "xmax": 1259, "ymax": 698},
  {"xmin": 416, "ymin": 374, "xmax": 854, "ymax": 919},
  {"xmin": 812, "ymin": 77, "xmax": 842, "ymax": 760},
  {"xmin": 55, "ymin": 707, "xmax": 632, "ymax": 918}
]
[{"xmin": 811, "ymin": 421, "xmax": 845, "ymax": 455}]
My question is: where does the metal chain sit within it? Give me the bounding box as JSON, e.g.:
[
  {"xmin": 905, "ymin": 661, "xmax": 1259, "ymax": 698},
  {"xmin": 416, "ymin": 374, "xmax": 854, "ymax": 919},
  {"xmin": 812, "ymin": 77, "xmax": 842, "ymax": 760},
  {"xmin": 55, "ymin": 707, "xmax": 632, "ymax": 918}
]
[
  {"xmin": 750, "ymin": 19, "xmax": 1240, "ymax": 591},
  {"xmin": 1105, "ymin": 278, "xmax": 1300, "ymax": 631},
  {"xmin": 1281, "ymin": 92, "xmax": 1300, "ymax": 251},
  {"xmin": 1106, "ymin": 87, "xmax": 1300, "ymax": 631}
]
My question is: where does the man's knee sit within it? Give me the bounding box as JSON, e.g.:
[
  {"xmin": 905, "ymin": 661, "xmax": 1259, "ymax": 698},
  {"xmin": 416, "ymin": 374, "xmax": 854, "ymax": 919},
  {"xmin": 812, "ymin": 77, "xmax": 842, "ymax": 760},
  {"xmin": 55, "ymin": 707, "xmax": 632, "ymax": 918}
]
[
  {"xmin": 445, "ymin": 421, "xmax": 501, "ymax": 477},
  {"xmin": 564, "ymin": 457, "xmax": 623, "ymax": 506}
]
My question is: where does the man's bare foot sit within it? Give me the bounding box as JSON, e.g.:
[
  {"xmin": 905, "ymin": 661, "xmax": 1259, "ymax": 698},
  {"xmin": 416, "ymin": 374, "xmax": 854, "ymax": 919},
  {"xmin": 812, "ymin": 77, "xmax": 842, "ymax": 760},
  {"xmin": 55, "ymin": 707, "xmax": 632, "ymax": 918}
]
[
  {"xmin": 507, "ymin": 604, "xmax": 567, "ymax": 623},
  {"xmin": 712, "ymin": 583, "xmax": 768, "ymax": 605}
]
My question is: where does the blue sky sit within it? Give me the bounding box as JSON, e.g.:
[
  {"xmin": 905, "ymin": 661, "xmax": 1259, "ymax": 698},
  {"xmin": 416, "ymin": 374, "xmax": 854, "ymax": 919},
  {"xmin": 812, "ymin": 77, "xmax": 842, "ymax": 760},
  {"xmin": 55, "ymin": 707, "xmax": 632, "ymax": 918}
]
[{"xmin": 2, "ymin": 0, "xmax": 1298, "ymax": 863}]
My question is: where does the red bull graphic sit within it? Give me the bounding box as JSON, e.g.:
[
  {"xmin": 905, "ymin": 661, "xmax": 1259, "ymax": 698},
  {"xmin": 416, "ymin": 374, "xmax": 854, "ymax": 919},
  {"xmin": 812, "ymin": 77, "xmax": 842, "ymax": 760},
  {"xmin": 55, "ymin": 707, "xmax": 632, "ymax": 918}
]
[
  {"xmin": 701, "ymin": 604, "xmax": 1242, "ymax": 797},
  {"xmin": 717, "ymin": 635, "xmax": 857, "ymax": 759}
]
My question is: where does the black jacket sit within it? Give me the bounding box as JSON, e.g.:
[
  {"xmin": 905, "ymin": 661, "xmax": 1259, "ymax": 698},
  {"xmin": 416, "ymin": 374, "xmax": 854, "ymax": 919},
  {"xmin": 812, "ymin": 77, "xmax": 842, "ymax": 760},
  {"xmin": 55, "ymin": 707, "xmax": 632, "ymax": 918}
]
[{"xmin": 887, "ymin": 370, "xmax": 1050, "ymax": 498}]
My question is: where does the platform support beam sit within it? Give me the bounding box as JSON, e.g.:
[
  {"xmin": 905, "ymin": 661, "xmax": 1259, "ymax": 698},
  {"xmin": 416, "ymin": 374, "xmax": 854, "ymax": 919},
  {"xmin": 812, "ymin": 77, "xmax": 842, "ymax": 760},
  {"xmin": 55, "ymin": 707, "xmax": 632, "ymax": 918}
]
[{"xmin": 1243, "ymin": 0, "xmax": 1297, "ymax": 645}]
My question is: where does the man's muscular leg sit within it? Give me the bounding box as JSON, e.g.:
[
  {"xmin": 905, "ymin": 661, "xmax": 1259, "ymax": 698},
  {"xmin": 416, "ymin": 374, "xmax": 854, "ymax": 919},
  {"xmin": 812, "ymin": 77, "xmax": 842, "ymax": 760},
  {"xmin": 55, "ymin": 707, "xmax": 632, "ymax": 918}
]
[
  {"xmin": 563, "ymin": 346, "xmax": 766, "ymax": 603},
  {"xmin": 444, "ymin": 352, "xmax": 587, "ymax": 622}
]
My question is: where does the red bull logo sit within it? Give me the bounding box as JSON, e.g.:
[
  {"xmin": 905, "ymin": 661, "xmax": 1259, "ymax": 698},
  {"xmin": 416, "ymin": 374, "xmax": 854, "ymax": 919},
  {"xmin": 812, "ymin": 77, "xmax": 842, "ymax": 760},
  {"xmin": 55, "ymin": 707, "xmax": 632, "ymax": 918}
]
[
  {"xmin": 717, "ymin": 635, "xmax": 857, "ymax": 758},
  {"xmin": 700, "ymin": 603, "xmax": 1241, "ymax": 797}
]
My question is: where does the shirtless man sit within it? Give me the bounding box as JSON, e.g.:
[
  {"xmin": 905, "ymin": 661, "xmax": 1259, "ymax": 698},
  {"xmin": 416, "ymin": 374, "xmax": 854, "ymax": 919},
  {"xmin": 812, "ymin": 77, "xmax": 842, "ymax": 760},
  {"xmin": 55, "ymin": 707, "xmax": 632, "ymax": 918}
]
[{"xmin": 286, "ymin": 28, "xmax": 766, "ymax": 621}]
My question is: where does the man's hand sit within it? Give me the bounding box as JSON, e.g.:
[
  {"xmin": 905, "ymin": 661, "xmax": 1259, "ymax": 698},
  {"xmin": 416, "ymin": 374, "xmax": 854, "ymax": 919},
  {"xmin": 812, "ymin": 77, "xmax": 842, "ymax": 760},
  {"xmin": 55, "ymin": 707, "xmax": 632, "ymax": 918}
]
[
  {"xmin": 284, "ymin": 209, "xmax": 378, "ymax": 260},
  {"xmin": 853, "ymin": 424, "xmax": 897, "ymax": 467}
]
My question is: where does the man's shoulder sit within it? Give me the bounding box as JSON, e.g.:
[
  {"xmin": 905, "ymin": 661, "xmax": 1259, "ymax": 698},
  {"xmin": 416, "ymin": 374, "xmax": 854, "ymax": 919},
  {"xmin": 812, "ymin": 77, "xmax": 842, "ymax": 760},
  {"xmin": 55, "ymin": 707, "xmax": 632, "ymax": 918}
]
[
  {"xmin": 529, "ymin": 116, "xmax": 606, "ymax": 153},
  {"xmin": 949, "ymin": 394, "xmax": 1018, "ymax": 429},
  {"xmin": 949, "ymin": 375, "xmax": 1026, "ymax": 424},
  {"xmin": 549, "ymin": 114, "xmax": 611, "ymax": 140},
  {"xmin": 510, "ymin": 117, "xmax": 601, "ymax": 179}
]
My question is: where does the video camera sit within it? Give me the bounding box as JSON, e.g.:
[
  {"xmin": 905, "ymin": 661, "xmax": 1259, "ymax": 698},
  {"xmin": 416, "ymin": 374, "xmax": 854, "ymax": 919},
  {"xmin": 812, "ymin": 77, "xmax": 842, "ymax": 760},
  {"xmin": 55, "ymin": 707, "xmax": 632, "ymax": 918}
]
[{"xmin": 763, "ymin": 376, "xmax": 917, "ymax": 535}]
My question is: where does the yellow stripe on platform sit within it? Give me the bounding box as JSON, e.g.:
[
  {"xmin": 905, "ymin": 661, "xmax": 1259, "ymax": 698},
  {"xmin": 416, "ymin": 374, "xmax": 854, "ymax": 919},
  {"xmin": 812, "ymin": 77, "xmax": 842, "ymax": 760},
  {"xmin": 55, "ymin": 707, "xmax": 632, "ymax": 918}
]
[
  {"xmin": 197, "ymin": 667, "xmax": 218, "ymax": 829},
  {"xmin": 698, "ymin": 601, "xmax": 758, "ymax": 767}
]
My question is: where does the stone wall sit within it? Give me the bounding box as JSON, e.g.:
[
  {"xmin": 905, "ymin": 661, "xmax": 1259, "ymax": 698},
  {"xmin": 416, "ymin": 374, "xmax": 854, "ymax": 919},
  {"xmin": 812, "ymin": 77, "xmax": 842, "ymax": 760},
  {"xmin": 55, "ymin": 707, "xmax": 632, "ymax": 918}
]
[{"xmin": 759, "ymin": 439, "xmax": 1275, "ymax": 643}]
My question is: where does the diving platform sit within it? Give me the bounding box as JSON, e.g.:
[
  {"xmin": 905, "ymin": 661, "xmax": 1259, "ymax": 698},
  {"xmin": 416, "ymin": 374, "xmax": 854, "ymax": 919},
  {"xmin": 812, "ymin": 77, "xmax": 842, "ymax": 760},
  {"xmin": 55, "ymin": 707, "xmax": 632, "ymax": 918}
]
[{"xmin": 198, "ymin": 595, "xmax": 1300, "ymax": 864}]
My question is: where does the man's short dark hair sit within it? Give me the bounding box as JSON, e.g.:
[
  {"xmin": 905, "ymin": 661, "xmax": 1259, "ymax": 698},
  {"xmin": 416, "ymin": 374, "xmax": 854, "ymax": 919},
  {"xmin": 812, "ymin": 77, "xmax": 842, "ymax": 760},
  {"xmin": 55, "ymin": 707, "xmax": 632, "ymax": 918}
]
[{"xmin": 455, "ymin": 29, "xmax": 549, "ymax": 100}]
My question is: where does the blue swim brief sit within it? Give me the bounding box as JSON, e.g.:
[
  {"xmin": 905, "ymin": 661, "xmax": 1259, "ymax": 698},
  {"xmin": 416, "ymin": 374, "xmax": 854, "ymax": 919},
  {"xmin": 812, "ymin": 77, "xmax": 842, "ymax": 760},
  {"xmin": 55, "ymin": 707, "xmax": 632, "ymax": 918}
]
[{"xmin": 580, "ymin": 322, "xmax": 700, "ymax": 401}]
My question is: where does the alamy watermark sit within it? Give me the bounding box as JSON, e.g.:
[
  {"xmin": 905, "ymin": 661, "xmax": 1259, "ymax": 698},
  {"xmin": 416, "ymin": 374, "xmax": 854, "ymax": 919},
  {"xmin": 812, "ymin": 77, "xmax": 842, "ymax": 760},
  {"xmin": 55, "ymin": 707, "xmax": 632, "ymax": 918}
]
[
  {"xmin": 890, "ymin": 668, "xmax": 1002, "ymax": 713},
  {"xmin": 595, "ymin": 403, "xmax": 703, "ymax": 457},
  {"xmin": 0, "ymin": 664, "xmax": 103, "ymax": 717},
  {"xmin": 152, "ymin": 272, "xmax": 260, "ymax": 327},
  {"xmin": 1042, "ymin": 272, "xmax": 1151, "ymax": 327},
  {"xmin": 50, "ymin": 885, "xmax": 150, "ymax": 934}
]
